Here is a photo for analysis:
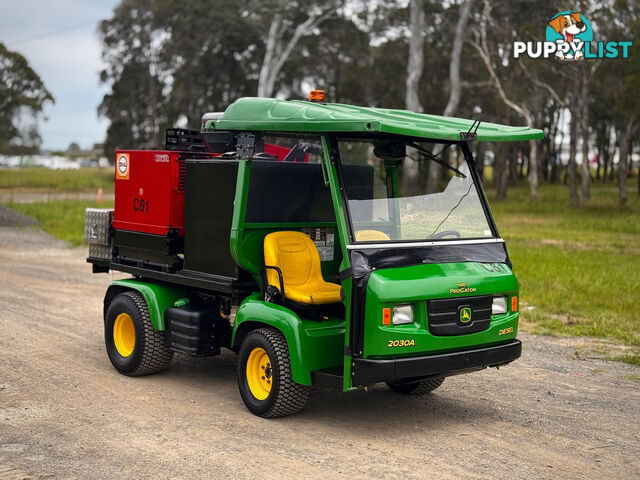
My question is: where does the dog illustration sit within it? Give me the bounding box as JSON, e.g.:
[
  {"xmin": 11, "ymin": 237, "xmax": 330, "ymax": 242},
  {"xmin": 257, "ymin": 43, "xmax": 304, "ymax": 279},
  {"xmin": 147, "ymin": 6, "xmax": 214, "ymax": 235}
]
[{"xmin": 548, "ymin": 13, "xmax": 587, "ymax": 60}]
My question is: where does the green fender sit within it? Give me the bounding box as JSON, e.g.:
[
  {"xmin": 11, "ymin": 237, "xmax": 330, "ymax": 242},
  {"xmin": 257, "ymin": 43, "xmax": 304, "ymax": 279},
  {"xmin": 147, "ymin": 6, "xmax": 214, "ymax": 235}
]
[
  {"xmin": 104, "ymin": 278, "xmax": 188, "ymax": 330},
  {"xmin": 232, "ymin": 294, "xmax": 345, "ymax": 386}
]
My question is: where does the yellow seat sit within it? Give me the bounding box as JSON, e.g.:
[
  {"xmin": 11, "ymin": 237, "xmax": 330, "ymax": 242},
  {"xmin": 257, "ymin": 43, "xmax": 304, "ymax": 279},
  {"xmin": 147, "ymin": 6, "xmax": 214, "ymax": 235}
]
[
  {"xmin": 264, "ymin": 231, "xmax": 342, "ymax": 305},
  {"xmin": 355, "ymin": 230, "xmax": 390, "ymax": 241}
]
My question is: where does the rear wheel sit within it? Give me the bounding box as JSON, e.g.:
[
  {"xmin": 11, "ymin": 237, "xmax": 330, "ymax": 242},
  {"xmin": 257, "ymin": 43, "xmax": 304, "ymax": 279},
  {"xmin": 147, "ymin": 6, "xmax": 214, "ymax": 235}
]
[
  {"xmin": 105, "ymin": 291, "xmax": 173, "ymax": 376},
  {"xmin": 237, "ymin": 328, "xmax": 310, "ymax": 417},
  {"xmin": 386, "ymin": 376, "xmax": 445, "ymax": 395}
]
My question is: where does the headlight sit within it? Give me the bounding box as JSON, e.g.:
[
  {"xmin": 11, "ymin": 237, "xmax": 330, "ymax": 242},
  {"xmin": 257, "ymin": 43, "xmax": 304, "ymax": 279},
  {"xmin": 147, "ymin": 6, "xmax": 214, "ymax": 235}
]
[
  {"xmin": 393, "ymin": 304, "xmax": 413, "ymax": 325},
  {"xmin": 492, "ymin": 296, "xmax": 507, "ymax": 314}
]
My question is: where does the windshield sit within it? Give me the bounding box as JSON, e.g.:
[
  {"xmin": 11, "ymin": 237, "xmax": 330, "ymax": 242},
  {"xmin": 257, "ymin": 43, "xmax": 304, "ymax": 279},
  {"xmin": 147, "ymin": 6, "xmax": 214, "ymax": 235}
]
[{"xmin": 336, "ymin": 138, "xmax": 494, "ymax": 243}]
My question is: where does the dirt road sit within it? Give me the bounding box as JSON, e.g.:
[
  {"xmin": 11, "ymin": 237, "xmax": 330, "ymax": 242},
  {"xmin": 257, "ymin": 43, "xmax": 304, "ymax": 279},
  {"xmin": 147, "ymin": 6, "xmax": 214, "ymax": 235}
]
[{"xmin": 1, "ymin": 224, "xmax": 639, "ymax": 480}]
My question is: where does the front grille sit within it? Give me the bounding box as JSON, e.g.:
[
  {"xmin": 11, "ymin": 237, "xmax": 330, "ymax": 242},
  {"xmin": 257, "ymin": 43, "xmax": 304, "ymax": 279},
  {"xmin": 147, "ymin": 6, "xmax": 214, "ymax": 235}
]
[{"xmin": 427, "ymin": 295, "xmax": 493, "ymax": 336}]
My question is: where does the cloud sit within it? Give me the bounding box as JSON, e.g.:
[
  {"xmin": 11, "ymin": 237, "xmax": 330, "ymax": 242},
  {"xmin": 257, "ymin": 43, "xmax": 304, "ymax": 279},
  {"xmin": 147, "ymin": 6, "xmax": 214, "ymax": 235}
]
[{"xmin": 1, "ymin": 0, "xmax": 120, "ymax": 150}]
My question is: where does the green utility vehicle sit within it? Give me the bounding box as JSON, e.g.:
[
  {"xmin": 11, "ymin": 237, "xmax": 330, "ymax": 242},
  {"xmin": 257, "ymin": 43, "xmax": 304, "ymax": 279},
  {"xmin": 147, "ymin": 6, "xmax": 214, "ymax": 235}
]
[{"xmin": 86, "ymin": 92, "xmax": 542, "ymax": 417}]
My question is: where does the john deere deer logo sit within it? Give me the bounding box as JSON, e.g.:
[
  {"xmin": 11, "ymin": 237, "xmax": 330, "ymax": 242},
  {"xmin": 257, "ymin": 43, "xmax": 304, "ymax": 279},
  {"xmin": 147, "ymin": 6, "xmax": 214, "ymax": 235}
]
[{"xmin": 460, "ymin": 307, "xmax": 472, "ymax": 324}]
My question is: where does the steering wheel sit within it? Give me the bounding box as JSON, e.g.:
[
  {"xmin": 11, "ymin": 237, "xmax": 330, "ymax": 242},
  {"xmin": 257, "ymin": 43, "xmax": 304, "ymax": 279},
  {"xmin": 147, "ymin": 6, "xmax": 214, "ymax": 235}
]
[{"xmin": 428, "ymin": 230, "xmax": 462, "ymax": 240}]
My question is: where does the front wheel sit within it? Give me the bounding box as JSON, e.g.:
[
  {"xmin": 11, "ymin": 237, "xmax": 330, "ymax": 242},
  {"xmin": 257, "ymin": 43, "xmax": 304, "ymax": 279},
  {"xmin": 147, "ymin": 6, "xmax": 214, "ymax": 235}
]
[
  {"xmin": 386, "ymin": 376, "xmax": 445, "ymax": 395},
  {"xmin": 237, "ymin": 328, "xmax": 310, "ymax": 417}
]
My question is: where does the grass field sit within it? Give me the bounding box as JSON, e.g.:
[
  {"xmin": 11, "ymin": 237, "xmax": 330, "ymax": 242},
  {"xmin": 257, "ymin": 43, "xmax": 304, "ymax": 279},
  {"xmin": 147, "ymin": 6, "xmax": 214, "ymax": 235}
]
[
  {"xmin": 8, "ymin": 200, "xmax": 114, "ymax": 246},
  {"xmin": 487, "ymin": 180, "xmax": 640, "ymax": 365},
  {"xmin": 5, "ymin": 167, "xmax": 640, "ymax": 365},
  {"xmin": 0, "ymin": 167, "xmax": 114, "ymax": 192}
]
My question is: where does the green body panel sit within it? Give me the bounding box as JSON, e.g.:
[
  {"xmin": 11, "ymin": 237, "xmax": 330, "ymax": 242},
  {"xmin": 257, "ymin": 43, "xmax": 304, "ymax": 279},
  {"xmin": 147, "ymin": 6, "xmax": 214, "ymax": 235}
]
[
  {"xmin": 321, "ymin": 136, "xmax": 355, "ymax": 390},
  {"xmin": 229, "ymin": 159, "xmax": 252, "ymax": 273},
  {"xmin": 206, "ymin": 97, "xmax": 543, "ymax": 142},
  {"xmin": 231, "ymin": 294, "xmax": 345, "ymax": 385},
  {"xmin": 362, "ymin": 262, "xmax": 518, "ymax": 358},
  {"xmin": 106, "ymin": 279, "xmax": 189, "ymax": 330}
]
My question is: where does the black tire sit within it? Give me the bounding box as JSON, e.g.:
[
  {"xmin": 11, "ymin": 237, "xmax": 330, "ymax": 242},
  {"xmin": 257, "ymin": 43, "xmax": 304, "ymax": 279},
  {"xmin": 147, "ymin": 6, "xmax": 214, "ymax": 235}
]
[
  {"xmin": 104, "ymin": 291, "xmax": 173, "ymax": 376},
  {"xmin": 237, "ymin": 328, "xmax": 310, "ymax": 417},
  {"xmin": 386, "ymin": 376, "xmax": 445, "ymax": 395}
]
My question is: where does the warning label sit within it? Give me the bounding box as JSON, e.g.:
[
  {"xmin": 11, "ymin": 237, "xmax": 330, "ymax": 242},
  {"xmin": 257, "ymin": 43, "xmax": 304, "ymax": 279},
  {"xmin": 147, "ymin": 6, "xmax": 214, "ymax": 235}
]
[
  {"xmin": 116, "ymin": 153, "xmax": 130, "ymax": 180},
  {"xmin": 303, "ymin": 227, "xmax": 335, "ymax": 261}
]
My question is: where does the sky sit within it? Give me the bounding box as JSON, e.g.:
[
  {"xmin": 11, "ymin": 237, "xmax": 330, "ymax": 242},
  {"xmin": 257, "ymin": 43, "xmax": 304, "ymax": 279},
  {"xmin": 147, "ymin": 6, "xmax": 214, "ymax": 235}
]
[{"xmin": 1, "ymin": 0, "xmax": 120, "ymax": 151}]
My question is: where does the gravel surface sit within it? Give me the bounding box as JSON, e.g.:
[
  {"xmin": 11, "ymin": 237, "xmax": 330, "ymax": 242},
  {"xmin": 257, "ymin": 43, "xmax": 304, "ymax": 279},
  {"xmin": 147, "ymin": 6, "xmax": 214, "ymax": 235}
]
[
  {"xmin": 0, "ymin": 226, "xmax": 639, "ymax": 480},
  {"xmin": 0, "ymin": 205, "xmax": 38, "ymax": 227}
]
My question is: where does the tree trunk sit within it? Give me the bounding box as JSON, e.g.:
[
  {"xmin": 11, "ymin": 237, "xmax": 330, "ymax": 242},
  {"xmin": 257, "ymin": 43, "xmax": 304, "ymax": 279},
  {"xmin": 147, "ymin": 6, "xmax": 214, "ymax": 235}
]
[
  {"xmin": 580, "ymin": 76, "xmax": 590, "ymax": 201},
  {"xmin": 551, "ymin": 108, "xmax": 565, "ymax": 184},
  {"xmin": 403, "ymin": 0, "xmax": 424, "ymax": 195},
  {"xmin": 636, "ymin": 140, "xmax": 640, "ymax": 195},
  {"xmin": 257, "ymin": 14, "xmax": 282, "ymax": 97},
  {"xmin": 637, "ymin": 149, "xmax": 640, "ymax": 195},
  {"xmin": 442, "ymin": 0, "xmax": 474, "ymax": 117},
  {"xmin": 405, "ymin": 0, "xmax": 424, "ymax": 113},
  {"xmin": 475, "ymin": 142, "xmax": 485, "ymax": 180},
  {"xmin": 618, "ymin": 120, "xmax": 633, "ymax": 206},
  {"xmin": 529, "ymin": 139, "xmax": 539, "ymax": 200},
  {"xmin": 602, "ymin": 144, "xmax": 608, "ymax": 182},
  {"xmin": 428, "ymin": 0, "xmax": 474, "ymax": 193},
  {"xmin": 508, "ymin": 146, "xmax": 518, "ymax": 185},
  {"xmin": 494, "ymin": 143, "xmax": 508, "ymax": 199},
  {"xmin": 402, "ymin": 156, "xmax": 420, "ymax": 196},
  {"xmin": 257, "ymin": 5, "xmax": 337, "ymax": 98},
  {"xmin": 472, "ymin": 0, "xmax": 536, "ymax": 199},
  {"xmin": 610, "ymin": 130, "xmax": 619, "ymax": 182},
  {"xmin": 568, "ymin": 112, "xmax": 580, "ymax": 206},
  {"xmin": 546, "ymin": 107, "xmax": 560, "ymax": 182}
]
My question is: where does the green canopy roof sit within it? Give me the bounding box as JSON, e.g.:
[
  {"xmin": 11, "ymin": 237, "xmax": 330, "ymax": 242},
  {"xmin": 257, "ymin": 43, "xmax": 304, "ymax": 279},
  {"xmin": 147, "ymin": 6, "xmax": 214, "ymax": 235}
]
[{"xmin": 206, "ymin": 97, "xmax": 543, "ymax": 142}]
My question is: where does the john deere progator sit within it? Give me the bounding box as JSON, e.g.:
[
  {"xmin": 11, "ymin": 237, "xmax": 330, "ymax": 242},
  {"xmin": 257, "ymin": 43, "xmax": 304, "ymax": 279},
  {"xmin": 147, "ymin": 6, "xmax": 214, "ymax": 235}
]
[{"xmin": 86, "ymin": 91, "xmax": 542, "ymax": 417}]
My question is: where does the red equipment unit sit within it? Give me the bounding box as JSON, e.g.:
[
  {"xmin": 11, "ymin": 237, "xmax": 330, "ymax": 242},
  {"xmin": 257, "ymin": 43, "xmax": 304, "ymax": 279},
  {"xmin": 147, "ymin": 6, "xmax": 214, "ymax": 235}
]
[{"xmin": 112, "ymin": 150, "xmax": 186, "ymax": 236}]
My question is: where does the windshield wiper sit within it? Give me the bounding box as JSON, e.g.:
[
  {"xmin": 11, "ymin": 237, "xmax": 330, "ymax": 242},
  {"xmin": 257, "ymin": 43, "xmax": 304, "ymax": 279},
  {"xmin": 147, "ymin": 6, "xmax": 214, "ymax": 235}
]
[
  {"xmin": 406, "ymin": 141, "xmax": 466, "ymax": 179},
  {"xmin": 426, "ymin": 181, "xmax": 473, "ymax": 239}
]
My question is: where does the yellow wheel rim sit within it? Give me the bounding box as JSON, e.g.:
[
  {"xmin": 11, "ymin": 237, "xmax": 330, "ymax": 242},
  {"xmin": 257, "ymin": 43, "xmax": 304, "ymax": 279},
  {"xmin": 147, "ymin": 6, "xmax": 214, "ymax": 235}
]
[
  {"xmin": 113, "ymin": 313, "xmax": 135, "ymax": 357},
  {"xmin": 246, "ymin": 347, "xmax": 272, "ymax": 400}
]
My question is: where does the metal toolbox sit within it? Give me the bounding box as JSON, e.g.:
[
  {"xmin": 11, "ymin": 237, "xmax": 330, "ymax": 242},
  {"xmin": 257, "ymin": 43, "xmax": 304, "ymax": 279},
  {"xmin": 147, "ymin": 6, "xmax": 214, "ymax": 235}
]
[
  {"xmin": 89, "ymin": 244, "xmax": 112, "ymax": 260},
  {"xmin": 85, "ymin": 208, "xmax": 113, "ymax": 247}
]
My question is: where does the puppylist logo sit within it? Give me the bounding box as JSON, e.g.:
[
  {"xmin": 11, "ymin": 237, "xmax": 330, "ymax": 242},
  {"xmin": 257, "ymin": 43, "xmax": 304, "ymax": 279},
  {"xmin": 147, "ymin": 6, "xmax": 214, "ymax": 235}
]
[
  {"xmin": 514, "ymin": 11, "xmax": 632, "ymax": 61},
  {"xmin": 547, "ymin": 12, "xmax": 591, "ymax": 60}
]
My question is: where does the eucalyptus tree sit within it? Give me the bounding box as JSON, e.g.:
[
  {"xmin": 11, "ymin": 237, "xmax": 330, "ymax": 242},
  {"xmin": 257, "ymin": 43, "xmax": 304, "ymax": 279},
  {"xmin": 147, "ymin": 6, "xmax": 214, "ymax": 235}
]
[
  {"xmin": 0, "ymin": 42, "xmax": 53, "ymax": 152},
  {"xmin": 254, "ymin": 0, "xmax": 343, "ymax": 98}
]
